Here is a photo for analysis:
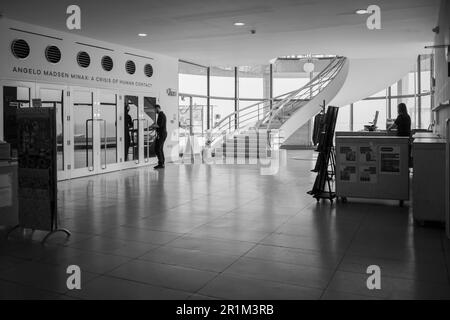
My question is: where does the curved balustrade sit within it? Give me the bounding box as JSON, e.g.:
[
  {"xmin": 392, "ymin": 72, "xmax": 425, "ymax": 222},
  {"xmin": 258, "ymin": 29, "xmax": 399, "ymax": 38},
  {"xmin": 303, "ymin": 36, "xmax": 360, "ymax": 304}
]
[{"xmin": 206, "ymin": 56, "xmax": 347, "ymax": 147}]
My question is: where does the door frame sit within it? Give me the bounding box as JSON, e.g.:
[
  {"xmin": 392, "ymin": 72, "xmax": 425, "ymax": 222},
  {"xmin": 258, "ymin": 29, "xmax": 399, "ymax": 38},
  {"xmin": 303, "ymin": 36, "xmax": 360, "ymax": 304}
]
[
  {"xmin": 96, "ymin": 88, "xmax": 123, "ymax": 175},
  {"xmin": 121, "ymin": 92, "xmax": 145, "ymax": 169}
]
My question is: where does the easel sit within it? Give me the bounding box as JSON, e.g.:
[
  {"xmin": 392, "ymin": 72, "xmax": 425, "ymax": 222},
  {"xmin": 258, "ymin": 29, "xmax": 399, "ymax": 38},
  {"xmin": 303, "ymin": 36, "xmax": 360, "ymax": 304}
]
[
  {"xmin": 308, "ymin": 105, "xmax": 339, "ymax": 203},
  {"xmin": 5, "ymin": 107, "xmax": 71, "ymax": 245}
]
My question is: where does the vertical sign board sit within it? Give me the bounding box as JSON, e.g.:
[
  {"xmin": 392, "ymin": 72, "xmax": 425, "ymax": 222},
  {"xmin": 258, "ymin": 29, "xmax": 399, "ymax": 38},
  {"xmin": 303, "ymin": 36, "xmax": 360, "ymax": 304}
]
[
  {"xmin": 16, "ymin": 108, "xmax": 57, "ymax": 231},
  {"xmin": 447, "ymin": 120, "xmax": 450, "ymax": 239}
]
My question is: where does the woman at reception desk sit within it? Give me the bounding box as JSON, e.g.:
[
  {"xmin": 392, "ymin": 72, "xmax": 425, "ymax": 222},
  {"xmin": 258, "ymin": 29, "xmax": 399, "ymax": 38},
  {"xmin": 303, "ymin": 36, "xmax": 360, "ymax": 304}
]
[{"xmin": 387, "ymin": 103, "xmax": 412, "ymax": 137}]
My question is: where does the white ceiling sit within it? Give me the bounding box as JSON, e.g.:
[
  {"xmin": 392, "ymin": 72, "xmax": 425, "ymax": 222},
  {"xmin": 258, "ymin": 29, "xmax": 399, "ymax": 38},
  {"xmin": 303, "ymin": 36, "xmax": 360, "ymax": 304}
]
[{"xmin": 0, "ymin": 0, "xmax": 440, "ymax": 66}]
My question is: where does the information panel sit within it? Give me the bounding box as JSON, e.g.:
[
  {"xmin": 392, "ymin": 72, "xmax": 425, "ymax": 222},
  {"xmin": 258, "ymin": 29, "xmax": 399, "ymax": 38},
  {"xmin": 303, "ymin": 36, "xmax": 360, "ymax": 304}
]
[
  {"xmin": 335, "ymin": 136, "xmax": 409, "ymax": 201},
  {"xmin": 16, "ymin": 108, "xmax": 57, "ymax": 231}
]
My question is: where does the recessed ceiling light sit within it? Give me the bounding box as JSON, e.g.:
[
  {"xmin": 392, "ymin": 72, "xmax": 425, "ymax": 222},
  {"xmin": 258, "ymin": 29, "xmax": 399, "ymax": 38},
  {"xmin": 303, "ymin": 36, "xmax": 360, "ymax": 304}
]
[
  {"xmin": 356, "ymin": 9, "xmax": 368, "ymax": 15},
  {"xmin": 234, "ymin": 22, "xmax": 245, "ymax": 26},
  {"xmin": 138, "ymin": 33, "xmax": 147, "ymax": 37}
]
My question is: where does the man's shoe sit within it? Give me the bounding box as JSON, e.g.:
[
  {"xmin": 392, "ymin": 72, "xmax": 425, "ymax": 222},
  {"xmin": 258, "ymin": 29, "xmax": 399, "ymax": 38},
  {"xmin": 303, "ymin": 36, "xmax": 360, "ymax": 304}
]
[{"xmin": 154, "ymin": 165, "xmax": 165, "ymax": 169}]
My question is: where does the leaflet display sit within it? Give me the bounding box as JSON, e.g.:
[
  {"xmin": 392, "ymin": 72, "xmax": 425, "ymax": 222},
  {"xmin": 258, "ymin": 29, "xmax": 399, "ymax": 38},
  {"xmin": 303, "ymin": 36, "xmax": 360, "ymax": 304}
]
[
  {"xmin": 335, "ymin": 136, "xmax": 409, "ymax": 203},
  {"xmin": 380, "ymin": 146, "xmax": 401, "ymax": 175}
]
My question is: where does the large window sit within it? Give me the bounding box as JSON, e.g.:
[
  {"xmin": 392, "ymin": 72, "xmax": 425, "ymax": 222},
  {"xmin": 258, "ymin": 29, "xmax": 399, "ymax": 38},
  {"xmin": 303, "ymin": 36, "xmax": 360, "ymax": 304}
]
[
  {"xmin": 238, "ymin": 66, "xmax": 266, "ymax": 100},
  {"xmin": 178, "ymin": 59, "xmax": 320, "ymax": 132},
  {"xmin": 179, "ymin": 61, "xmax": 207, "ymax": 96},
  {"xmin": 273, "ymin": 59, "xmax": 311, "ymax": 97},
  {"xmin": 336, "ymin": 54, "xmax": 434, "ymax": 132},
  {"xmin": 178, "ymin": 54, "xmax": 434, "ymax": 137}
]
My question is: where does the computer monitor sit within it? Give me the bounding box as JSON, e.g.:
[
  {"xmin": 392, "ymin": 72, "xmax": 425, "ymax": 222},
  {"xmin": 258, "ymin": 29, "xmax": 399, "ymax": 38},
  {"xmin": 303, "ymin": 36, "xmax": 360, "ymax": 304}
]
[
  {"xmin": 372, "ymin": 111, "xmax": 379, "ymax": 127},
  {"xmin": 364, "ymin": 111, "xmax": 380, "ymax": 131}
]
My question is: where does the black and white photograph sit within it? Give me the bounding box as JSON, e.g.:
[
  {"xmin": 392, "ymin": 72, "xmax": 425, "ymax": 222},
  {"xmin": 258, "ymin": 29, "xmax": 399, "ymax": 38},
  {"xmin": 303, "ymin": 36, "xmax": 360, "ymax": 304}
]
[{"xmin": 0, "ymin": 0, "xmax": 450, "ymax": 312}]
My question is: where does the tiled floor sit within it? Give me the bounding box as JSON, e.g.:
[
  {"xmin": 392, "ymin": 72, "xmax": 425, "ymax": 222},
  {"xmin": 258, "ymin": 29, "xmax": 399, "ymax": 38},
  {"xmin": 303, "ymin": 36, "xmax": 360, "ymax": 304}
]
[{"xmin": 1, "ymin": 150, "xmax": 450, "ymax": 300}]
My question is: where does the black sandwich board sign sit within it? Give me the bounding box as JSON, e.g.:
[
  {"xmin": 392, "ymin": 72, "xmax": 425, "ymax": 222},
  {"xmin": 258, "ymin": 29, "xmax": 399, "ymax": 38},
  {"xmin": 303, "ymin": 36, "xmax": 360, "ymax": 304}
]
[{"xmin": 16, "ymin": 108, "xmax": 57, "ymax": 231}]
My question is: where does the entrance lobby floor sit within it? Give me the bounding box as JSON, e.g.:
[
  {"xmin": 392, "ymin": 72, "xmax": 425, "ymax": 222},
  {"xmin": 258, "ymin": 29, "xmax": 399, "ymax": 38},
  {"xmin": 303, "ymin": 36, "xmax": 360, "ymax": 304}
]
[{"xmin": 1, "ymin": 150, "xmax": 450, "ymax": 300}]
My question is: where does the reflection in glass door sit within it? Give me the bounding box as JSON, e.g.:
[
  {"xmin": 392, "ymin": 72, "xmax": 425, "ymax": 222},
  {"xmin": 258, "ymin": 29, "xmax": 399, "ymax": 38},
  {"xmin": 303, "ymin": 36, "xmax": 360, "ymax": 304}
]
[
  {"xmin": 178, "ymin": 95, "xmax": 207, "ymax": 153},
  {"xmin": 124, "ymin": 95, "xmax": 139, "ymax": 163},
  {"xmin": 144, "ymin": 96, "xmax": 157, "ymax": 161},
  {"xmin": 72, "ymin": 88, "xmax": 94, "ymax": 173}
]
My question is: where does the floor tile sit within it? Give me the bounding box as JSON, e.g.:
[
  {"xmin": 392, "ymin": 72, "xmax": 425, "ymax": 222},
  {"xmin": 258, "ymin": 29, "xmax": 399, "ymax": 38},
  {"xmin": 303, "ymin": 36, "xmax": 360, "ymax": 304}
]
[
  {"xmin": 67, "ymin": 236, "xmax": 159, "ymax": 258},
  {"xmin": 199, "ymin": 274, "xmax": 322, "ymax": 300},
  {"xmin": 67, "ymin": 275, "xmax": 190, "ymax": 300},
  {"xmin": 139, "ymin": 246, "xmax": 239, "ymax": 272},
  {"xmin": 224, "ymin": 257, "xmax": 335, "ymax": 289},
  {"xmin": 244, "ymin": 244, "xmax": 342, "ymax": 270},
  {"xmin": 108, "ymin": 259, "xmax": 218, "ymax": 292},
  {"xmin": 167, "ymin": 236, "xmax": 256, "ymax": 256}
]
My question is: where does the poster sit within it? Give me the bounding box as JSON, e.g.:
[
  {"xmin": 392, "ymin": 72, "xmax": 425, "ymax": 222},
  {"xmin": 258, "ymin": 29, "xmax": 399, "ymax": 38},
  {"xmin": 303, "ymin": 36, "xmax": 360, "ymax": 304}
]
[
  {"xmin": 339, "ymin": 165, "xmax": 357, "ymax": 183},
  {"xmin": 380, "ymin": 146, "xmax": 401, "ymax": 175},
  {"xmin": 16, "ymin": 108, "xmax": 56, "ymax": 231},
  {"xmin": 359, "ymin": 145, "xmax": 377, "ymax": 163},
  {"xmin": 359, "ymin": 165, "xmax": 378, "ymax": 183},
  {"xmin": 339, "ymin": 145, "xmax": 357, "ymax": 163}
]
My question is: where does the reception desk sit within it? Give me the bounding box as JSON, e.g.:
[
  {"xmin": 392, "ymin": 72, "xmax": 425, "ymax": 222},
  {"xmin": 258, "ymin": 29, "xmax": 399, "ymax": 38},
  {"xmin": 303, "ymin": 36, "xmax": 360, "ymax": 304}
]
[
  {"xmin": 335, "ymin": 135, "xmax": 410, "ymax": 205},
  {"xmin": 412, "ymin": 133, "xmax": 447, "ymax": 224},
  {"xmin": 335, "ymin": 130, "xmax": 397, "ymax": 137},
  {"xmin": 0, "ymin": 160, "xmax": 19, "ymax": 227}
]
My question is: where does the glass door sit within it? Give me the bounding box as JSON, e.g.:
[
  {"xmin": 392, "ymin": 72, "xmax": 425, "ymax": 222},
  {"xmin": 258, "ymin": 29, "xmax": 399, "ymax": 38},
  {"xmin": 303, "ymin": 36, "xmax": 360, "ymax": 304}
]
[
  {"xmin": 178, "ymin": 95, "xmax": 207, "ymax": 155},
  {"xmin": 36, "ymin": 84, "xmax": 68, "ymax": 180},
  {"xmin": 69, "ymin": 87, "xmax": 95, "ymax": 179},
  {"xmin": 123, "ymin": 95, "xmax": 141, "ymax": 164},
  {"xmin": 144, "ymin": 96, "xmax": 157, "ymax": 162},
  {"xmin": 98, "ymin": 89, "xmax": 121, "ymax": 173}
]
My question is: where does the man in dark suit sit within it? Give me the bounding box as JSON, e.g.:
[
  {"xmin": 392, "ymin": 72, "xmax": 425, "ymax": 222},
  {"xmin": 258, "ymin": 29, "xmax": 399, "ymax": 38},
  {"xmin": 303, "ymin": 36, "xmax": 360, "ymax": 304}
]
[{"xmin": 153, "ymin": 104, "xmax": 167, "ymax": 169}]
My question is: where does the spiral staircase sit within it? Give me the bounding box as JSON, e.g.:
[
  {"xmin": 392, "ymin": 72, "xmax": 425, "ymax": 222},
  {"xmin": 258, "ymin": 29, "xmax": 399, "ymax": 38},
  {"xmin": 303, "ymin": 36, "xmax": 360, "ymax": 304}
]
[{"xmin": 205, "ymin": 56, "xmax": 349, "ymax": 161}]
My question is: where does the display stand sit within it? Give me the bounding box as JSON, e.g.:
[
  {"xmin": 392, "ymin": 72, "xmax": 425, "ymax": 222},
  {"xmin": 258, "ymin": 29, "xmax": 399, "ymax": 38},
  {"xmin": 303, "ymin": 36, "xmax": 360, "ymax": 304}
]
[
  {"xmin": 308, "ymin": 106, "xmax": 339, "ymax": 203},
  {"xmin": 6, "ymin": 108, "xmax": 70, "ymax": 245},
  {"xmin": 446, "ymin": 119, "xmax": 450, "ymax": 239},
  {"xmin": 335, "ymin": 135, "xmax": 410, "ymax": 206}
]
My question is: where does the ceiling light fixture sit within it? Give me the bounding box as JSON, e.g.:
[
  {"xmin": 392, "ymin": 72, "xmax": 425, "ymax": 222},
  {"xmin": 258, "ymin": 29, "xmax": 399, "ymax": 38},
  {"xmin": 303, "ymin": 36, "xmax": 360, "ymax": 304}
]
[
  {"xmin": 138, "ymin": 33, "xmax": 147, "ymax": 37},
  {"xmin": 356, "ymin": 9, "xmax": 368, "ymax": 15},
  {"xmin": 234, "ymin": 22, "xmax": 245, "ymax": 26}
]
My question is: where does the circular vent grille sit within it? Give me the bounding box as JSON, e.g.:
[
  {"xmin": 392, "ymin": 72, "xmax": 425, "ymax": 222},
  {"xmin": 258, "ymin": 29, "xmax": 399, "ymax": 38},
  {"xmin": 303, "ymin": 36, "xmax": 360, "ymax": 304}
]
[
  {"xmin": 144, "ymin": 64, "xmax": 154, "ymax": 77},
  {"xmin": 45, "ymin": 46, "xmax": 61, "ymax": 64},
  {"xmin": 101, "ymin": 56, "xmax": 113, "ymax": 72},
  {"xmin": 11, "ymin": 39, "xmax": 30, "ymax": 59},
  {"xmin": 77, "ymin": 51, "xmax": 91, "ymax": 68},
  {"xmin": 125, "ymin": 60, "xmax": 136, "ymax": 75}
]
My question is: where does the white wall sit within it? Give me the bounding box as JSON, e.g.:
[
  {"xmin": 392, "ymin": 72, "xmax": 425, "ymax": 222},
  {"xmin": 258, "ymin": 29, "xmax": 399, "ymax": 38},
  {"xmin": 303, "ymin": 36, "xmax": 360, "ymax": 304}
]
[
  {"xmin": 0, "ymin": 18, "xmax": 179, "ymax": 160},
  {"xmin": 330, "ymin": 57, "xmax": 416, "ymax": 107}
]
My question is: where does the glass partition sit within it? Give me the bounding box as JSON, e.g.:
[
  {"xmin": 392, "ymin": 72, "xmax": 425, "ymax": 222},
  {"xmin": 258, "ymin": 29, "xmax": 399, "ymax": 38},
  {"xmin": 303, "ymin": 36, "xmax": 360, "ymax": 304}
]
[
  {"xmin": 124, "ymin": 95, "xmax": 139, "ymax": 162},
  {"xmin": 73, "ymin": 90, "xmax": 94, "ymax": 169},
  {"xmin": 99, "ymin": 91, "xmax": 118, "ymax": 166}
]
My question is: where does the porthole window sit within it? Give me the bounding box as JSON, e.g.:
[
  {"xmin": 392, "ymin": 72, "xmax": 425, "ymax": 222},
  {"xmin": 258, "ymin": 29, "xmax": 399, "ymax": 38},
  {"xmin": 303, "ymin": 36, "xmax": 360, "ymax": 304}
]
[
  {"xmin": 144, "ymin": 64, "xmax": 153, "ymax": 77},
  {"xmin": 45, "ymin": 46, "xmax": 61, "ymax": 64},
  {"xmin": 11, "ymin": 39, "xmax": 30, "ymax": 59},
  {"xmin": 125, "ymin": 60, "xmax": 136, "ymax": 75},
  {"xmin": 101, "ymin": 56, "xmax": 113, "ymax": 71},
  {"xmin": 77, "ymin": 51, "xmax": 91, "ymax": 68}
]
